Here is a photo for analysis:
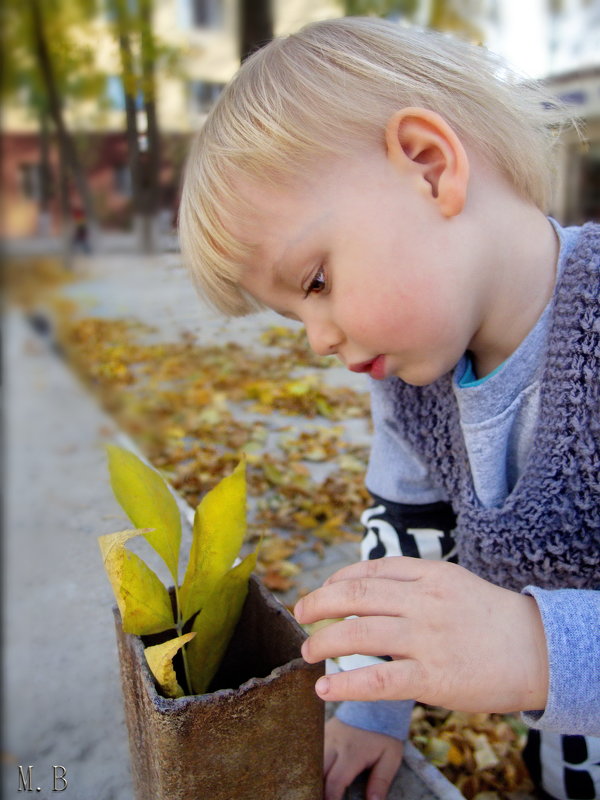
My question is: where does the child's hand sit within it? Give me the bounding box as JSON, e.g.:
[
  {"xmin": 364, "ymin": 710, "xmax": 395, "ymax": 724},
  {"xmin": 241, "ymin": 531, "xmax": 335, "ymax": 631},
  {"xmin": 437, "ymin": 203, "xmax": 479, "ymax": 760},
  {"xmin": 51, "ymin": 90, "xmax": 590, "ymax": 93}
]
[
  {"xmin": 324, "ymin": 717, "xmax": 404, "ymax": 800},
  {"xmin": 295, "ymin": 557, "xmax": 549, "ymax": 713}
]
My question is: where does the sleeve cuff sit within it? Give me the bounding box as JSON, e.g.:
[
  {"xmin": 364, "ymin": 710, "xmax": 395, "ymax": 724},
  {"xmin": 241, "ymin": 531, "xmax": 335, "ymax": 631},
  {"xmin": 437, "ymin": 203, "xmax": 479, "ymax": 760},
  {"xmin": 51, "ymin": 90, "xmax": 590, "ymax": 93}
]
[
  {"xmin": 336, "ymin": 699, "xmax": 415, "ymax": 741},
  {"xmin": 521, "ymin": 586, "xmax": 600, "ymax": 736}
]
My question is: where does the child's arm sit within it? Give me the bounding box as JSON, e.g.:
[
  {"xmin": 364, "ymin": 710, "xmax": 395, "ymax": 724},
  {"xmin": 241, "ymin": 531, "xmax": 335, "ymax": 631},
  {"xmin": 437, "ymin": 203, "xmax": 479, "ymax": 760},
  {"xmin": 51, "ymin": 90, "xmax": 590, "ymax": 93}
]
[{"xmin": 299, "ymin": 559, "xmax": 600, "ymax": 735}]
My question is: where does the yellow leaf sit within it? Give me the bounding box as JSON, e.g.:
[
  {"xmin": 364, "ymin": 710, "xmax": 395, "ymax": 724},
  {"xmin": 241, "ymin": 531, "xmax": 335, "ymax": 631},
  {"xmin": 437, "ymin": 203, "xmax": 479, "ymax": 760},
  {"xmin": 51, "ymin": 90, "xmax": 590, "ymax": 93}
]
[
  {"xmin": 285, "ymin": 378, "xmax": 313, "ymax": 396},
  {"xmin": 275, "ymin": 559, "xmax": 301, "ymax": 578},
  {"xmin": 255, "ymin": 535, "xmax": 296, "ymax": 564},
  {"xmin": 179, "ymin": 457, "xmax": 247, "ymax": 623},
  {"xmin": 98, "ymin": 529, "xmax": 174, "ymax": 635},
  {"xmin": 337, "ymin": 454, "xmax": 366, "ymax": 473},
  {"xmin": 470, "ymin": 734, "xmax": 500, "ymax": 771},
  {"xmin": 305, "ymin": 617, "xmax": 343, "ymax": 636},
  {"xmin": 262, "ymin": 461, "xmax": 285, "ymax": 485},
  {"xmin": 315, "ymin": 397, "xmax": 334, "ymax": 417},
  {"xmin": 187, "ymin": 550, "xmax": 256, "ymax": 695},
  {"xmin": 165, "ymin": 425, "xmax": 186, "ymax": 439},
  {"xmin": 106, "ymin": 445, "xmax": 182, "ymax": 584},
  {"xmin": 424, "ymin": 737, "xmax": 452, "ymax": 767},
  {"xmin": 144, "ymin": 633, "xmax": 196, "ymax": 699},
  {"xmin": 447, "ymin": 743, "xmax": 465, "ymax": 767}
]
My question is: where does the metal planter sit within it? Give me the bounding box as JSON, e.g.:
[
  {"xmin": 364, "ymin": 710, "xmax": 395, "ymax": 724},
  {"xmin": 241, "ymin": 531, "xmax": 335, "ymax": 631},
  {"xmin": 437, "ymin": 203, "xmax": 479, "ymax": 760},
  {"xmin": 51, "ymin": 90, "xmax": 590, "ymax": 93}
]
[{"xmin": 114, "ymin": 575, "xmax": 324, "ymax": 800}]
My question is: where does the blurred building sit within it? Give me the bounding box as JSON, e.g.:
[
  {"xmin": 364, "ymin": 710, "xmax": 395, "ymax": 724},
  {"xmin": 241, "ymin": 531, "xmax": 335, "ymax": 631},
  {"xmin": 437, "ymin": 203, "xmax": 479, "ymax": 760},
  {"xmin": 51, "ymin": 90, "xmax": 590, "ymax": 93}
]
[
  {"xmin": 2, "ymin": 0, "xmax": 598, "ymax": 238},
  {"xmin": 544, "ymin": 0, "xmax": 600, "ymax": 224},
  {"xmin": 2, "ymin": 0, "xmax": 342, "ymax": 238},
  {"xmin": 547, "ymin": 66, "xmax": 600, "ymax": 225}
]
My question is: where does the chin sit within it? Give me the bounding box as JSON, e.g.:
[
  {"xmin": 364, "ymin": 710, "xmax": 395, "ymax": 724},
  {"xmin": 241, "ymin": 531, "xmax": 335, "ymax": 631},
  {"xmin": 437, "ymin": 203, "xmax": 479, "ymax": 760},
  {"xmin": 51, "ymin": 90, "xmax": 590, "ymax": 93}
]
[
  {"xmin": 403, "ymin": 376, "xmax": 437, "ymax": 387},
  {"xmin": 397, "ymin": 364, "xmax": 449, "ymax": 387}
]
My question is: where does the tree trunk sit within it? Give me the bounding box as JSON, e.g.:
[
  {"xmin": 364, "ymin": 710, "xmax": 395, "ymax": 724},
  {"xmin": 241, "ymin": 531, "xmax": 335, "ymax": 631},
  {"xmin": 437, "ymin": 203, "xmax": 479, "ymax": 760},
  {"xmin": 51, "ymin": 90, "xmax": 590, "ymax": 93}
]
[
  {"xmin": 29, "ymin": 0, "xmax": 95, "ymax": 230},
  {"xmin": 57, "ymin": 137, "xmax": 74, "ymax": 269},
  {"xmin": 139, "ymin": 0, "xmax": 161, "ymax": 253},
  {"xmin": 113, "ymin": 0, "xmax": 161, "ymax": 253},
  {"xmin": 239, "ymin": 0, "xmax": 273, "ymax": 62},
  {"xmin": 38, "ymin": 107, "xmax": 53, "ymax": 235},
  {"xmin": 113, "ymin": 0, "xmax": 143, "ymax": 243}
]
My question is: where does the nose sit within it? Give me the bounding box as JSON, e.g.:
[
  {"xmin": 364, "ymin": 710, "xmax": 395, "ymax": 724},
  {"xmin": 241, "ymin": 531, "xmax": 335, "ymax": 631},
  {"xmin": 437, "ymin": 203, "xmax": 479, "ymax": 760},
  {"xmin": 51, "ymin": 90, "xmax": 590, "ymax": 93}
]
[{"xmin": 304, "ymin": 315, "xmax": 344, "ymax": 357}]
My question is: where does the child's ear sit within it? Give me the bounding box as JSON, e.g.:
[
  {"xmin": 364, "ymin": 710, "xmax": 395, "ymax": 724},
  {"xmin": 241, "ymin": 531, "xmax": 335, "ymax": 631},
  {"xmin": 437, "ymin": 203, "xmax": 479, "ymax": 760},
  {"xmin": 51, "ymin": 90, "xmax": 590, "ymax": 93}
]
[{"xmin": 385, "ymin": 107, "xmax": 469, "ymax": 217}]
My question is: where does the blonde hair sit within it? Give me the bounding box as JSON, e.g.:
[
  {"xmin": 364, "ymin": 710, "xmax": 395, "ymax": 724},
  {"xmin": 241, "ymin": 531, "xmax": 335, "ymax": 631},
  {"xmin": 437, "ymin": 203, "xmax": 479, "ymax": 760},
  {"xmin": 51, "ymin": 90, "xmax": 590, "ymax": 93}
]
[{"xmin": 179, "ymin": 16, "xmax": 570, "ymax": 316}]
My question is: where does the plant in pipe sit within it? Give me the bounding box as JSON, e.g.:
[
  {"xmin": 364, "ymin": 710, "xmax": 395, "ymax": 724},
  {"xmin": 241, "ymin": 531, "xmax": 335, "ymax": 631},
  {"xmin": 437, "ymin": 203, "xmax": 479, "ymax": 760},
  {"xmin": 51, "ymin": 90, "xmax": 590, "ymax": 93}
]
[{"xmin": 99, "ymin": 445, "xmax": 256, "ymax": 697}]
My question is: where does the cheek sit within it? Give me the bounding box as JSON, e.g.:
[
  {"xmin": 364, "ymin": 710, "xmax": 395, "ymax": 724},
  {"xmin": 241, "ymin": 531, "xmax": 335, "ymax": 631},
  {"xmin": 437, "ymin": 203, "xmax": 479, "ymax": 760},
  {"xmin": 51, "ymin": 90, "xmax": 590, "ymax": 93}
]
[
  {"xmin": 375, "ymin": 282, "xmax": 427, "ymax": 338},
  {"xmin": 373, "ymin": 290, "xmax": 457, "ymax": 355},
  {"xmin": 348, "ymin": 302, "xmax": 406, "ymax": 349},
  {"xmin": 393, "ymin": 272, "xmax": 458, "ymax": 335}
]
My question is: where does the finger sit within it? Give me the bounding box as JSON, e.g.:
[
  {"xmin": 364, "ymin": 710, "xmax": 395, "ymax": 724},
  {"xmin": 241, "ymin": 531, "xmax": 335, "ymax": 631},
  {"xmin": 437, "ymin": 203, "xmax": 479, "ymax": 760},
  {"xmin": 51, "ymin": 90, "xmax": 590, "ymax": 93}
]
[
  {"xmin": 302, "ymin": 616, "xmax": 411, "ymax": 663},
  {"xmin": 366, "ymin": 742, "xmax": 404, "ymax": 800},
  {"xmin": 295, "ymin": 577, "xmax": 412, "ymax": 625},
  {"xmin": 324, "ymin": 749, "xmax": 365, "ymax": 800},
  {"xmin": 324, "ymin": 739, "xmax": 338, "ymax": 775},
  {"xmin": 323, "ymin": 556, "xmax": 426, "ymax": 586},
  {"xmin": 313, "ymin": 660, "xmax": 425, "ymax": 703}
]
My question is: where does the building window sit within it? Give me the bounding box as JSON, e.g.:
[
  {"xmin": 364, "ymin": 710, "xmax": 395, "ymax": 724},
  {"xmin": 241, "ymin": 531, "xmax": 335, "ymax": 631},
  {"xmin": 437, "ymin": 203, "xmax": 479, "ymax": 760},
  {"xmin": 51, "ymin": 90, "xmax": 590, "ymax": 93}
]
[
  {"xmin": 191, "ymin": 0, "xmax": 223, "ymax": 28},
  {"xmin": 190, "ymin": 80, "xmax": 225, "ymax": 113},
  {"xmin": 19, "ymin": 164, "xmax": 42, "ymax": 200},
  {"xmin": 114, "ymin": 164, "xmax": 132, "ymax": 196},
  {"xmin": 106, "ymin": 76, "xmax": 143, "ymax": 111},
  {"xmin": 106, "ymin": 76, "xmax": 126, "ymax": 111}
]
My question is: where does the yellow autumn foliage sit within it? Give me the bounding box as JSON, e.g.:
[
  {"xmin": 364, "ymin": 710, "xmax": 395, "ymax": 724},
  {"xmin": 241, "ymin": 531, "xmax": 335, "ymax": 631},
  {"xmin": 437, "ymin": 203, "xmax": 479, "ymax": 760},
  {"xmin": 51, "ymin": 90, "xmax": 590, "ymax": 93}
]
[
  {"xmin": 100, "ymin": 448, "xmax": 255, "ymax": 698},
  {"xmin": 106, "ymin": 444, "xmax": 182, "ymax": 584},
  {"xmin": 98, "ymin": 529, "xmax": 174, "ymax": 635},
  {"xmin": 179, "ymin": 456, "xmax": 247, "ymax": 623},
  {"xmin": 187, "ymin": 551, "xmax": 257, "ymax": 695},
  {"xmin": 144, "ymin": 633, "xmax": 196, "ymax": 699}
]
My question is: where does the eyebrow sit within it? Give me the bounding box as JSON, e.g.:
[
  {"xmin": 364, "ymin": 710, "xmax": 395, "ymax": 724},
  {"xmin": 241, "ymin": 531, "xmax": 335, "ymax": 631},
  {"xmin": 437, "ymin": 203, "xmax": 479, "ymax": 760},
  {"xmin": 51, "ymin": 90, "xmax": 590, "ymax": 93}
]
[{"xmin": 270, "ymin": 211, "xmax": 332, "ymax": 285}]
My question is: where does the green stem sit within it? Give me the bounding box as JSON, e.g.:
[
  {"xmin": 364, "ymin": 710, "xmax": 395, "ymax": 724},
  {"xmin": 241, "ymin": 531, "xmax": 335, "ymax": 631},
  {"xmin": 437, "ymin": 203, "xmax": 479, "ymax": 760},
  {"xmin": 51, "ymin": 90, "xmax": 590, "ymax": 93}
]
[{"xmin": 174, "ymin": 583, "xmax": 193, "ymax": 695}]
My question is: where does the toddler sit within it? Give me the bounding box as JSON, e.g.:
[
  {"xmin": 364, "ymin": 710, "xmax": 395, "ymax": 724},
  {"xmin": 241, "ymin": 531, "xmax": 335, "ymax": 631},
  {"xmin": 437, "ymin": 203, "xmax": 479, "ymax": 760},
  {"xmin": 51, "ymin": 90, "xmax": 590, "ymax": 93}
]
[{"xmin": 179, "ymin": 17, "xmax": 599, "ymax": 800}]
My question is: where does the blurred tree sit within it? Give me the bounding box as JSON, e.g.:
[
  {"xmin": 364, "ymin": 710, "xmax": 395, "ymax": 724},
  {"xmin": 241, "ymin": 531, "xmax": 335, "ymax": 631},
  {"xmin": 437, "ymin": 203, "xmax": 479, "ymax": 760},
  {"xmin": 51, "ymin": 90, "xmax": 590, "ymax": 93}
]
[
  {"xmin": 139, "ymin": 0, "xmax": 161, "ymax": 248},
  {"xmin": 428, "ymin": 0, "xmax": 486, "ymax": 41},
  {"xmin": 111, "ymin": 0, "xmax": 141, "ymax": 232},
  {"xmin": 239, "ymin": 0, "xmax": 273, "ymax": 61},
  {"xmin": 38, "ymin": 108, "xmax": 54, "ymax": 232},
  {"xmin": 3, "ymin": 0, "xmax": 103, "ymax": 236},
  {"xmin": 29, "ymin": 0, "xmax": 96, "ymax": 228},
  {"xmin": 344, "ymin": 0, "xmax": 419, "ymax": 17},
  {"xmin": 343, "ymin": 0, "xmax": 485, "ymax": 42},
  {"xmin": 108, "ymin": 0, "xmax": 175, "ymax": 252}
]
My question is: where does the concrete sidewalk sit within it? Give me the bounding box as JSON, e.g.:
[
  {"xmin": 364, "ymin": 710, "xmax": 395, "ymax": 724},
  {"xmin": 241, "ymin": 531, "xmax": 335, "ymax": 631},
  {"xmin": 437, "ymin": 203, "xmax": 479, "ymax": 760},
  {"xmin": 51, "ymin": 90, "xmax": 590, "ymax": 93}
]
[
  {"xmin": 3, "ymin": 309, "xmax": 134, "ymax": 799},
  {"xmin": 2, "ymin": 243, "xmax": 461, "ymax": 800}
]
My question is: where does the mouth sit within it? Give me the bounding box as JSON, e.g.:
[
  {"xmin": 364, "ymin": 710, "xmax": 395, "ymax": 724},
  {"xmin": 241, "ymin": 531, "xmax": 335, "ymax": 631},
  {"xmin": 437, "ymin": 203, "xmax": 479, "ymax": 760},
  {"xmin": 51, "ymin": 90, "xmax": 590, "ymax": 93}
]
[{"xmin": 348, "ymin": 355, "xmax": 387, "ymax": 380}]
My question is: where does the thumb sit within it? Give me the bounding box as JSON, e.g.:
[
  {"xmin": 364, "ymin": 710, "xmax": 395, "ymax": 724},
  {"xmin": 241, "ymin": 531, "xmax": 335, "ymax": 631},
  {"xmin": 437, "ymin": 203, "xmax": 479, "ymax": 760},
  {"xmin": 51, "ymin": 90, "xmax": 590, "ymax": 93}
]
[{"xmin": 366, "ymin": 742, "xmax": 404, "ymax": 800}]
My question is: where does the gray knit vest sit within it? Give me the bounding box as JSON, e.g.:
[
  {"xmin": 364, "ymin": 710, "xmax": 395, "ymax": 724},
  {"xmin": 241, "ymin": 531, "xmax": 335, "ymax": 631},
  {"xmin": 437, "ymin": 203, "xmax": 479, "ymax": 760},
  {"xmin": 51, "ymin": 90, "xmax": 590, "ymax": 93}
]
[{"xmin": 388, "ymin": 222, "xmax": 600, "ymax": 592}]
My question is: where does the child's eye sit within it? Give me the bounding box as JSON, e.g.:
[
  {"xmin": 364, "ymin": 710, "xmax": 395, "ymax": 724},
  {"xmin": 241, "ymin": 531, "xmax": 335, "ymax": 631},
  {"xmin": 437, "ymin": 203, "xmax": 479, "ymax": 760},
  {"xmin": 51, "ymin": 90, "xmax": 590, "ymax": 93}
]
[{"xmin": 304, "ymin": 266, "xmax": 326, "ymax": 297}]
